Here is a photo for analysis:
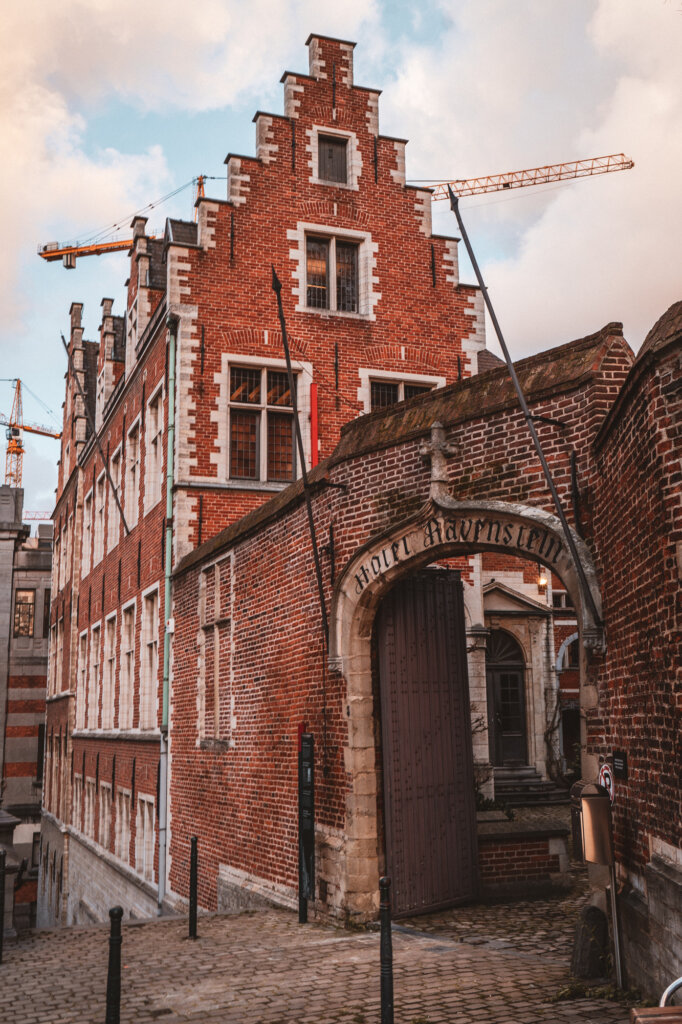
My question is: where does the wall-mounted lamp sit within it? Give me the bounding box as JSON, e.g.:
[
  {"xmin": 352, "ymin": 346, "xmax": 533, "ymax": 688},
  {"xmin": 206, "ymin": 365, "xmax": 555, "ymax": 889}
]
[{"xmin": 537, "ymin": 564, "xmax": 548, "ymax": 588}]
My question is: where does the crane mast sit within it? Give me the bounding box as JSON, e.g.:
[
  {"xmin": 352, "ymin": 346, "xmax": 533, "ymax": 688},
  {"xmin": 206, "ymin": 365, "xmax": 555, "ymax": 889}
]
[{"xmin": 1, "ymin": 379, "xmax": 62, "ymax": 488}]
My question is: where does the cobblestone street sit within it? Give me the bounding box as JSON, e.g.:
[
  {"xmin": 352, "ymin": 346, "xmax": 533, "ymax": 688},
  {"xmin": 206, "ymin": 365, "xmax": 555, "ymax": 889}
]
[{"xmin": 5, "ymin": 865, "xmax": 633, "ymax": 1024}]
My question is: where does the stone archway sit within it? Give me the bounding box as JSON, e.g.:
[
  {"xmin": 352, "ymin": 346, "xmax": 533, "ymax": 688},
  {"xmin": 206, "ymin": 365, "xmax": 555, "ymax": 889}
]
[{"xmin": 329, "ymin": 490, "xmax": 603, "ymax": 918}]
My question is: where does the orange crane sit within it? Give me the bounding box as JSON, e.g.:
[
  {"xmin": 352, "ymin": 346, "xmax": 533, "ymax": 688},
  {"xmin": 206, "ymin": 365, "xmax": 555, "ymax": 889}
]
[
  {"xmin": 37, "ymin": 158, "xmax": 632, "ymax": 268},
  {"xmin": 1, "ymin": 380, "xmax": 62, "ymax": 488}
]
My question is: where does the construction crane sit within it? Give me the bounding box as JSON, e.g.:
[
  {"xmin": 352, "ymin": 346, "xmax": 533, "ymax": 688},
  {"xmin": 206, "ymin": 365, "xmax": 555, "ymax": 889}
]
[
  {"xmin": 1, "ymin": 380, "xmax": 62, "ymax": 488},
  {"xmin": 429, "ymin": 153, "xmax": 634, "ymax": 200},
  {"xmin": 37, "ymin": 176, "xmax": 207, "ymax": 268},
  {"xmin": 37, "ymin": 155, "xmax": 633, "ymax": 268}
]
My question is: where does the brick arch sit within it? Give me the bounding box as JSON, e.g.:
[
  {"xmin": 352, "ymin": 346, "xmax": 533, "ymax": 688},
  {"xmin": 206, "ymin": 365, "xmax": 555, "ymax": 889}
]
[{"xmin": 328, "ymin": 498, "xmax": 603, "ymax": 919}]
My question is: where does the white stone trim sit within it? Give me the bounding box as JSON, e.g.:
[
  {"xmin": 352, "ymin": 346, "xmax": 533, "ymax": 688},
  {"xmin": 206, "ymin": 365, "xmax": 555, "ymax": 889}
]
[
  {"xmin": 287, "ymin": 220, "xmax": 380, "ymax": 320},
  {"xmin": 366, "ymin": 93, "xmax": 379, "ymax": 136},
  {"xmin": 283, "ymin": 75, "xmax": 304, "ymax": 119},
  {"xmin": 256, "ymin": 116, "xmax": 278, "ymax": 165},
  {"xmin": 390, "ymin": 141, "xmax": 406, "ymax": 186},
  {"xmin": 227, "ymin": 158, "xmax": 250, "ymax": 206},
  {"xmin": 462, "ymin": 290, "xmax": 486, "ymax": 375},
  {"xmin": 414, "ymin": 188, "xmax": 432, "ymax": 236},
  {"xmin": 306, "ymin": 125, "xmax": 362, "ymax": 191},
  {"xmin": 443, "ymin": 239, "xmax": 459, "ymax": 288},
  {"xmin": 210, "ymin": 352, "xmax": 313, "ymax": 481},
  {"xmin": 197, "ymin": 200, "xmax": 219, "ymax": 251}
]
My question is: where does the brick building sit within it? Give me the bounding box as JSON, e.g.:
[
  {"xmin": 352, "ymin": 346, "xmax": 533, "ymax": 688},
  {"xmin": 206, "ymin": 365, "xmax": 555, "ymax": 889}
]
[
  {"xmin": 0, "ymin": 486, "xmax": 52, "ymax": 931},
  {"xmin": 37, "ymin": 32, "xmax": 680, "ymax": 999}
]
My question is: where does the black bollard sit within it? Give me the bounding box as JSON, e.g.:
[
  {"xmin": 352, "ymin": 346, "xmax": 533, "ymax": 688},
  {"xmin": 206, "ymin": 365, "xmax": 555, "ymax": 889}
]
[
  {"xmin": 0, "ymin": 848, "xmax": 6, "ymax": 965},
  {"xmin": 105, "ymin": 906, "xmax": 123, "ymax": 1024},
  {"xmin": 189, "ymin": 836, "xmax": 198, "ymax": 939},
  {"xmin": 379, "ymin": 876, "xmax": 394, "ymax": 1024}
]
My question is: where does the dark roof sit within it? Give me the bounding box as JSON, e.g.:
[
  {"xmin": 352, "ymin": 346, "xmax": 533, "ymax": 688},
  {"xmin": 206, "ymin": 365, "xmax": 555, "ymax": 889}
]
[
  {"xmin": 333, "ymin": 322, "xmax": 628, "ymax": 465},
  {"xmin": 636, "ymin": 300, "xmax": 682, "ymax": 362},
  {"xmin": 82, "ymin": 341, "xmax": 99, "ymax": 435},
  {"xmin": 305, "ymin": 33, "xmax": 356, "ymax": 47},
  {"xmin": 148, "ymin": 239, "xmax": 167, "ymax": 291},
  {"xmin": 165, "ymin": 219, "xmax": 198, "ymax": 247},
  {"xmin": 175, "ymin": 321, "xmax": 630, "ymax": 578},
  {"xmin": 477, "ymin": 349, "xmax": 505, "ymax": 373}
]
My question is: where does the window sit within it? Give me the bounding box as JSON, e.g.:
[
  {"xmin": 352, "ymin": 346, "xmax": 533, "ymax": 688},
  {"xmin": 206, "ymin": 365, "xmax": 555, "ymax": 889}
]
[
  {"xmin": 88, "ymin": 624, "xmax": 101, "ymax": 729},
  {"xmin": 306, "ymin": 236, "xmax": 358, "ymax": 312},
  {"xmin": 126, "ymin": 422, "xmax": 140, "ymax": 528},
  {"xmin": 82, "ymin": 491, "xmax": 93, "ymax": 576},
  {"xmin": 42, "ymin": 588, "xmax": 51, "ymax": 638},
  {"xmin": 56, "ymin": 617, "xmax": 64, "ymax": 693},
  {"xmin": 136, "ymin": 795, "xmax": 155, "ymax": 881},
  {"xmin": 115, "ymin": 789, "xmax": 131, "ymax": 864},
  {"xmin": 145, "ymin": 388, "xmax": 164, "ymax": 511},
  {"xmin": 84, "ymin": 779, "xmax": 96, "ymax": 838},
  {"xmin": 120, "ymin": 604, "xmax": 135, "ymax": 730},
  {"xmin": 53, "ymin": 533, "xmax": 61, "ymax": 593},
  {"xmin": 60, "ymin": 522, "xmax": 67, "ymax": 584},
  {"xmin": 229, "ymin": 368, "xmax": 296, "ymax": 482},
  {"xmin": 552, "ymin": 590, "xmax": 575, "ymax": 610},
  {"xmin": 199, "ymin": 558, "xmax": 232, "ymax": 744},
  {"xmin": 94, "ymin": 473, "xmax": 105, "ymax": 564},
  {"xmin": 108, "ymin": 448, "xmax": 121, "ymax": 551},
  {"xmin": 36, "ymin": 723, "xmax": 45, "ymax": 785},
  {"xmin": 370, "ymin": 380, "xmax": 433, "ymax": 411},
  {"xmin": 13, "ymin": 589, "xmax": 35, "ymax": 636},
  {"xmin": 72, "ymin": 775, "xmax": 83, "ymax": 830},
  {"xmin": 318, "ymin": 134, "xmax": 348, "ymax": 183},
  {"xmin": 561, "ymin": 637, "xmax": 580, "ymax": 670},
  {"xmin": 65, "ymin": 514, "xmax": 73, "ymax": 581},
  {"xmin": 140, "ymin": 590, "xmax": 158, "ymax": 729},
  {"xmin": 99, "ymin": 783, "xmax": 112, "ymax": 850},
  {"xmin": 76, "ymin": 632, "xmax": 87, "ymax": 729},
  {"xmin": 102, "ymin": 615, "xmax": 116, "ymax": 729}
]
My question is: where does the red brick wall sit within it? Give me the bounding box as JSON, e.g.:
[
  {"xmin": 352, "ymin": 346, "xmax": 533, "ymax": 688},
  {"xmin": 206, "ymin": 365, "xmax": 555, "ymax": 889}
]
[{"xmin": 478, "ymin": 836, "xmax": 561, "ymax": 884}]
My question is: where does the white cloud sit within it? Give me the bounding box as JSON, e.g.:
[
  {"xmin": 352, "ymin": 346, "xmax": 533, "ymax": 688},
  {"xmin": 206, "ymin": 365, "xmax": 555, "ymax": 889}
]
[{"xmin": 377, "ymin": 0, "xmax": 682, "ymax": 353}]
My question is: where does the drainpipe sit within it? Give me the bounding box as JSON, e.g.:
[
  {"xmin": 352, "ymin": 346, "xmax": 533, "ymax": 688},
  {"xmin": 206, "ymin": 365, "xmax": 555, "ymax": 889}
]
[{"xmin": 158, "ymin": 312, "xmax": 178, "ymax": 913}]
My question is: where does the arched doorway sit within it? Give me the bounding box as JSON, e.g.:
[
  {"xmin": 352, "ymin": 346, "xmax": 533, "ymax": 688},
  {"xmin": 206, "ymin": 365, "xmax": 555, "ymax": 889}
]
[
  {"xmin": 485, "ymin": 630, "xmax": 527, "ymax": 766},
  {"xmin": 375, "ymin": 569, "xmax": 478, "ymax": 916}
]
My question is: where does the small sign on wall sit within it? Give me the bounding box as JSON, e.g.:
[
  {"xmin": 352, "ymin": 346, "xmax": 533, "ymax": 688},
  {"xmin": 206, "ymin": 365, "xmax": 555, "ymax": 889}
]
[{"xmin": 613, "ymin": 750, "xmax": 628, "ymax": 780}]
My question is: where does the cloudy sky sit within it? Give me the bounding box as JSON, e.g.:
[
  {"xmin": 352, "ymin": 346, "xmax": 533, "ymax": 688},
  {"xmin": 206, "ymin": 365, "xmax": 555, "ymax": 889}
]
[{"xmin": 2, "ymin": 0, "xmax": 680, "ymax": 513}]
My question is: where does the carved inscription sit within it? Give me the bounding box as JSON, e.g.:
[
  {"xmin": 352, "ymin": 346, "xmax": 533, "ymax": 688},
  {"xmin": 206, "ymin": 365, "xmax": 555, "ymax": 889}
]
[{"xmin": 353, "ymin": 515, "xmax": 563, "ymax": 595}]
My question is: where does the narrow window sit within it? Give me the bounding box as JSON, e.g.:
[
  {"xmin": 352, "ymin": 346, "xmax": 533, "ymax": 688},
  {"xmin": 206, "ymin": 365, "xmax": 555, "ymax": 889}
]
[
  {"xmin": 146, "ymin": 390, "xmax": 164, "ymax": 510},
  {"xmin": 82, "ymin": 492, "xmax": 93, "ymax": 576},
  {"xmin": 43, "ymin": 588, "xmax": 51, "ymax": 639},
  {"xmin": 370, "ymin": 381, "xmax": 399, "ymax": 410},
  {"xmin": 94, "ymin": 473, "xmax": 106, "ymax": 564},
  {"xmin": 136, "ymin": 795, "xmax": 155, "ymax": 881},
  {"xmin": 108, "ymin": 450, "xmax": 121, "ymax": 552},
  {"xmin": 306, "ymin": 237, "xmax": 330, "ymax": 309},
  {"xmin": 102, "ymin": 616, "xmax": 116, "ymax": 729},
  {"xmin": 318, "ymin": 135, "xmax": 348, "ymax": 183},
  {"xmin": 336, "ymin": 241, "xmax": 358, "ymax": 312},
  {"xmin": 76, "ymin": 632, "xmax": 87, "ymax": 729},
  {"xmin": 115, "ymin": 790, "xmax": 131, "ymax": 864},
  {"xmin": 229, "ymin": 367, "xmax": 261, "ymax": 479},
  {"xmin": 266, "ymin": 371, "xmax": 295, "ymax": 482},
  {"xmin": 88, "ymin": 625, "xmax": 101, "ymax": 729},
  {"xmin": 126, "ymin": 423, "xmax": 140, "ymax": 528},
  {"xmin": 404, "ymin": 384, "xmax": 432, "ymax": 401},
  {"xmin": 140, "ymin": 591, "xmax": 158, "ymax": 729},
  {"xmin": 99, "ymin": 783, "xmax": 112, "ymax": 850},
  {"xmin": 13, "ymin": 589, "xmax": 36, "ymax": 637},
  {"xmin": 120, "ymin": 606, "xmax": 135, "ymax": 731}
]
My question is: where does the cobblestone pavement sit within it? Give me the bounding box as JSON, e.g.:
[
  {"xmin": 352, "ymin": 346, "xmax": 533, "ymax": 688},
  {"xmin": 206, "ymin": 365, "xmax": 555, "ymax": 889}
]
[{"xmin": 5, "ymin": 866, "xmax": 632, "ymax": 1024}]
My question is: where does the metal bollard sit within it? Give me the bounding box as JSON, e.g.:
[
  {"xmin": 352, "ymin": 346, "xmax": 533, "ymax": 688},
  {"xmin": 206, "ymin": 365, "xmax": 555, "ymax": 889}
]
[
  {"xmin": 0, "ymin": 848, "xmax": 6, "ymax": 965},
  {"xmin": 105, "ymin": 906, "xmax": 123, "ymax": 1024},
  {"xmin": 379, "ymin": 876, "xmax": 394, "ymax": 1024},
  {"xmin": 189, "ymin": 836, "xmax": 198, "ymax": 939}
]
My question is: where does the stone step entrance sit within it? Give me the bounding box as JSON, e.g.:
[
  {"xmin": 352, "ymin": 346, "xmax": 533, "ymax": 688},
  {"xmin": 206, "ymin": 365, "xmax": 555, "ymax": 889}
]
[{"xmin": 494, "ymin": 765, "xmax": 570, "ymax": 806}]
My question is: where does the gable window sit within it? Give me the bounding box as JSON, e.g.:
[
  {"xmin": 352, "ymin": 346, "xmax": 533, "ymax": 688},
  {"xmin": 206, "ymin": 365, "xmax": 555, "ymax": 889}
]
[
  {"xmin": 229, "ymin": 368, "xmax": 296, "ymax": 482},
  {"xmin": 318, "ymin": 135, "xmax": 348, "ymax": 183},
  {"xmin": 306, "ymin": 236, "xmax": 358, "ymax": 312},
  {"xmin": 370, "ymin": 380, "xmax": 434, "ymax": 411},
  {"xmin": 13, "ymin": 589, "xmax": 35, "ymax": 636}
]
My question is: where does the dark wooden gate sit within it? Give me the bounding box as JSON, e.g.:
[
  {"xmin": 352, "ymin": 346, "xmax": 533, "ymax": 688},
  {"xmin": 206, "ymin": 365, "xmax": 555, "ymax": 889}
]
[{"xmin": 377, "ymin": 570, "xmax": 479, "ymax": 917}]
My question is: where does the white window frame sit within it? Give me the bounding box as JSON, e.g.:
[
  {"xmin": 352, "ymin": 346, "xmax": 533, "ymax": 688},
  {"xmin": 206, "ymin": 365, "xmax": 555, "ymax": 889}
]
[
  {"xmin": 139, "ymin": 587, "xmax": 159, "ymax": 730},
  {"xmin": 115, "ymin": 788, "xmax": 131, "ymax": 864},
  {"xmin": 144, "ymin": 383, "xmax": 164, "ymax": 513},
  {"xmin": 93, "ymin": 472, "xmax": 106, "ymax": 565},
  {"xmin": 84, "ymin": 777, "xmax": 96, "ymax": 838},
  {"xmin": 308, "ymin": 125, "xmax": 361, "ymax": 191},
  {"xmin": 357, "ymin": 367, "xmax": 446, "ymax": 414},
  {"xmin": 99, "ymin": 782, "xmax": 112, "ymax": 850},
  {"xmin": 125, "ymin": 417, "xmax": 141, "ymax": 529},
  {"xmin": 88, "ymin": 622, "xmax": 101, "ymax": 730},
  {"xmin": 72, "ymin": 774, "xmax": 83, "ymax": 830},
  {"xmin": 76, "ymin": 630, "xmax": 88, "ymax": 729},
  {"xmin": 102, "ymin": 612, "xmax": 117, "ymax": 730},
  {"xmin": 82, "ymin": 489, "xmax": 93, "ymax": 577},
  {"xmin": 135, "ymin": 793, "xmax": 155, "ymax": 882},
  {"xmin": 55, "ymin": 617, "xmax": 64, "ymax": 693},
  {"xmin": 65, "ymin": 512, "xmax": 73, "ymax": 581},
  {"xmin": 213, "ymin": 353, "xmax": 313, "ymax": 486},
  {"xmin": 107, "ymin": 445, "xmax": 122, "ymax": 553},
  {"xmin": 287, "ymin": 221, "xmax": 379, "ymax": 321},
  {"xmin": 119, "ymin": 600, "xmax": 136, "ymax": 731},
  {"xmin": 125, "ymin": 297, "xmax": 138, "ymax": 376}
]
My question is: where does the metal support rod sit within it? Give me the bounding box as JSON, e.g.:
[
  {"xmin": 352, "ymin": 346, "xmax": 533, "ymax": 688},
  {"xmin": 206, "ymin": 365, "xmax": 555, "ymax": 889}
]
[
  {"xmin": 379, "ymin": 876, "xmax": 394, "ymax": 1024},
  {"xmin": 189, "ymin": 836, "xmax": 198, "ymax": 939},
  {"xmin": 447, "ymin": 188, "xmax": 602, "ymax": 630},
  {"xmin": 59, "ymin": 334, "xmax": 130, "ymax": 536},
  {"xmin": 105, "ymin": 906, "xmax": 123, "ymax": 1024},
  {"xmin": 608, "ymin": 869, "xmax": 623, "ymax": 988},
  {"xmin": 0, "ymin": 848, "xmax": 5, "ymax": 965},
  {"xmin": 271, "ymin": 267, "xmax": 329, "ymax": 649}
]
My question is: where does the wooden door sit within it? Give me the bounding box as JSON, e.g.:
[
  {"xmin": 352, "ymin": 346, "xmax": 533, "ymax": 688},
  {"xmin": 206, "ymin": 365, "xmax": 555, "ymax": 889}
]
[
  {"xmin": 377, "ymin": 570, "xmax": 479, "ymax": 917},
  {"xmin": 486, "ymin": 630, "xmax": 528, "ymax": 766}
]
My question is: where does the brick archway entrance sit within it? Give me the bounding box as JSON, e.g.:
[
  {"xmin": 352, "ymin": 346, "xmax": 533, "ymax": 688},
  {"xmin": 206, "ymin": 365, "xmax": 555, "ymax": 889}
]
[{"xmin": 329, "ymin": 497, "xmax": 603, "ymax": 918}]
